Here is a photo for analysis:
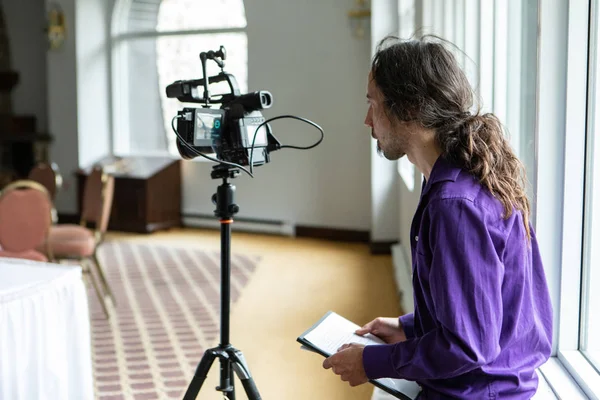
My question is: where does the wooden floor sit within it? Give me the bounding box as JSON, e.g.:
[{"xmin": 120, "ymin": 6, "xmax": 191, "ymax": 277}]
[{"xmin": 107, "ymin": 228, "xmax": 401, "ymax": 400}]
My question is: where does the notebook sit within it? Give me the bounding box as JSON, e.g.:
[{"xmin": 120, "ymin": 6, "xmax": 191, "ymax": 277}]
[{"xmin": 297, "ymin": 311, "xmax": 421, "ymax": 400}]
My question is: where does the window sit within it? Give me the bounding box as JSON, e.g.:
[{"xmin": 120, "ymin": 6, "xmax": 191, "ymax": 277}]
[
  {"xmin": 581, "ymin": 0, "xmax": 600, "ymax": 373},
  {"xmin": 111, "ymin": 0, "xmax": 248, "ymax": 156},
  {"xmin": 397, "ymin": 0, "xmax": 538, "ymax": 198},
  {"xmin": 397, "ymin": 0, "xmax": 416, "ymax": 191}
]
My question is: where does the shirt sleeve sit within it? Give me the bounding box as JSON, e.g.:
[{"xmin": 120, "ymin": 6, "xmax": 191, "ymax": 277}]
[
  {"xmin": 398, "ymin": 313, "xmax": 415, "ymax": 339},
  {"xmin": 363, "ymin": 198, "xmax": 504, "ymax": 380}
]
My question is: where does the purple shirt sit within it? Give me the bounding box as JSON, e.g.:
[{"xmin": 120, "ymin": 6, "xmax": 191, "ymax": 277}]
[{"xmin": 363, "ymin": 156, "xmax": 553, "ymax": 399}]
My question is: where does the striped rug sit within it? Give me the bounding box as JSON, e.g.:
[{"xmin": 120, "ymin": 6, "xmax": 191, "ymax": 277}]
[{"xmin": 87, "ymin": 241, "xmax": 258, "ymax": 400}]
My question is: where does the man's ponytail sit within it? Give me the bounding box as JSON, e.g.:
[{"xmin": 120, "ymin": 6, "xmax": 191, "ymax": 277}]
[{"xmin": 437, "ymin": 113, "xmax": 531, "ymax": 240}]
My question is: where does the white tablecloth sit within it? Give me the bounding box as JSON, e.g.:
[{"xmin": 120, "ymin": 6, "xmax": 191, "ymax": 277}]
[{"xmin": 0, "ymin": 258, "xmax": 94, "ymax": 400}]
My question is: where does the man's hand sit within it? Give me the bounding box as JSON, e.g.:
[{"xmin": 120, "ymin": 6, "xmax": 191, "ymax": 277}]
[
  {"xmin": 355, "ymin": 317, "xmax": 407, "ymax": 344},
  {"xmin": 322, "ymin": 343, "xmax": 368, "ymax": 387}
]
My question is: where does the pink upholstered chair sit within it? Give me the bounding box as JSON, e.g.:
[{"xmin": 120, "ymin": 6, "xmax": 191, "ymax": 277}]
[
  {"xmin": 0, "ymin": 180, "xmax": 53, "ymax": 262},
  {"xmin": 42, "ymin": 167, "xmax": 115, "ymax": 317}
]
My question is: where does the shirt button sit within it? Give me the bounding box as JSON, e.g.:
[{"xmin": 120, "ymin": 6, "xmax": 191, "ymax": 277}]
[{"xmin": 415, "ymin": 236, "xmax": 419, "ymax": 242}]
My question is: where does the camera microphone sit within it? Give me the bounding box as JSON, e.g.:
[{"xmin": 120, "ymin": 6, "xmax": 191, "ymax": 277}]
[
  {"xmin": 166, "ymin": 75, "xmax": 230, "ymax": 101},
  {"xmin": 166, "ymin": 79, "xmax": 202, "ymax": 99}
]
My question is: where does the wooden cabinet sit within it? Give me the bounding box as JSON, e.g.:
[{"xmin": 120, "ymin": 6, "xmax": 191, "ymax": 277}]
[{"xmin": 77, "ymin": 156, "xmax": 182, "ymax": 233}]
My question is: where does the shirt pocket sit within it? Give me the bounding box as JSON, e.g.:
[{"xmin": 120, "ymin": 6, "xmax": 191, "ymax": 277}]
[{"xmin": 413, "ymin": 245, "xmax": 433, "ymax": 283}]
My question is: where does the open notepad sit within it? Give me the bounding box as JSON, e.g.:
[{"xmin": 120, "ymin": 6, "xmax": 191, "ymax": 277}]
[{"xmin": 297, "ymin": 311, "xmax": 422, "ymax": 400}]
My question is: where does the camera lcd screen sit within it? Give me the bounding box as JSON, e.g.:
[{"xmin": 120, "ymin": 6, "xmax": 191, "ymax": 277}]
[{"xmin": 194, "ymin": 112, "xmax": 222, "ymax": 145}]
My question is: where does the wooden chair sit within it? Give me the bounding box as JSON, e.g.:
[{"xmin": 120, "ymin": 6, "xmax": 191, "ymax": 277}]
[
  {"xmin": 40, "ymin": 167, "xmax": 115, "ymax": 317},
  {"xmin": 0, "ymin": 180, "xmax": 53, "ymax": 262}
]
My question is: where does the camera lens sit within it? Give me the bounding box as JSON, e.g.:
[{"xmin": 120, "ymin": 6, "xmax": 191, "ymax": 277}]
[{"xmin": 176, "ymin": 139, "xmax": 197, "ymax": 160}]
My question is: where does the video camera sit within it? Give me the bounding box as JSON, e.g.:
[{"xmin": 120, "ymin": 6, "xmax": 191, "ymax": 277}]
[
  {"xmin": 166, "ymin": 46, "xmax": 280, "ymax": 168},
  {"xmin": 169, "ymin": 46, "xmax": 326, "ymax": 400}
]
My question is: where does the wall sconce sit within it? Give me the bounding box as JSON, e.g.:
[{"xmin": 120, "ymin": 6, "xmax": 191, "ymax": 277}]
[
  {"xmin": 348, "ymin": 0, "xmax": 371, "ymax": 39},
  {"xmin": 46, "ymin": 3, "xmax": 66, "ymax": 50}
]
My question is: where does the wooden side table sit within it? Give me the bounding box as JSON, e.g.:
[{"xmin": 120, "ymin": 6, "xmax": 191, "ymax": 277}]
[{"xmin": 76, "ymin": 156, "xmax": 182, "ymax": 233}]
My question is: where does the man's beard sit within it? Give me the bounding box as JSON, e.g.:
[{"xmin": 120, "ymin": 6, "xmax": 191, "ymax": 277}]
[{"xmin": 377, "ymin": 140, "xmax": 405, "ymax": 160}]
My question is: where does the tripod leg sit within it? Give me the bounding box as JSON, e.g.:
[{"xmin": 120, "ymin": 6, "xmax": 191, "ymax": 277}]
[
  {"xmin": 183, "ymin": 349, "xmax": 218, "ymax": 400},
  {"xmin": 229, "ymin": 366, "xmax": 236, "ymax": 400},
  {"xmin": 230, "ymin": 349, "xmax": 262, "ymax": 400}
]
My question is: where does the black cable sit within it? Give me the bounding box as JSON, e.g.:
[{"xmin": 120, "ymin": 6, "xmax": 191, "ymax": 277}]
[
  {"xmin": 171, "ymin": 116, "xmax": 254, "ymax": 177},
  {"xmin": 249, "ymin": 115, "xmax": 324, "ymax": 174}
]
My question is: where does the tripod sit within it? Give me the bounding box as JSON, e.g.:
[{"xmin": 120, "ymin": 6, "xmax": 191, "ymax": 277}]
[{"xmin": 183, "ymin": 166, "xmax": 262, "ymax": 400}]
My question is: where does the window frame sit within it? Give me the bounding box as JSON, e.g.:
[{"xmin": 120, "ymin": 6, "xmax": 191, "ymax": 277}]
[
  {"xmin": 558, "ymin": 0, "xmax": 600, "ymax": 397},
  {"xmin": 537, "ymin": 0, "xmax": 600, "ymax": 397},
  {"xmin": 556, "ymin": 0, "xmax": 589, "ymax": 357},
  {"xmin": 110, "ymin": 1, "xmax": 247, "ymax": 156},
  {"xmin": 580, "ymin": 0, "xmax": 600, "ymax": 372}
]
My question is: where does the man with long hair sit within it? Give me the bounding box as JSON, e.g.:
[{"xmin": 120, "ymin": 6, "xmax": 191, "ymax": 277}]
[{"xmin": 323, "ymin": 36, "xmax": 553, "ymax": 399}]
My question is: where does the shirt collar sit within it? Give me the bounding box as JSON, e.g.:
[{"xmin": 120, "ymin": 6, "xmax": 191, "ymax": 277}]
[{"xmin": 421, "ymin": 155, "xmax": 462, "ymax": 197}]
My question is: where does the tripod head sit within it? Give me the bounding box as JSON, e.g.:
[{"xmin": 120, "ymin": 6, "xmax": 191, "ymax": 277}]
[
  {"xmin": 210, "ymin": 165, "xmax": 240, "ymax": 220},
  {"xmin": 210, "ymin": 164, "xmax": 240, "ymax": 180}
]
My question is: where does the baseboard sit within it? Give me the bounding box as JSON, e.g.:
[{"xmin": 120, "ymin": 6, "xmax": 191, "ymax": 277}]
[
  {"xmin": 183, "ymin": 214, "xmax": 371, "ymax": 243},
  {"xmin": 369, "ymin": 241, "xmax": 398, "ymax": 255},
  {"xmin": 391, "ymin": 243, "xmax": 414, "ymax": 314},
  {"xmin": 65, "ymin": 210, "xmax": 374, "ymax": 245},
  {"xmin": 182, "ymin": 214, "xmax": 295, "ymax": 236},
  {"xmin": 295, "ymin": 225, "xmax": 370, "ymax": 243}
]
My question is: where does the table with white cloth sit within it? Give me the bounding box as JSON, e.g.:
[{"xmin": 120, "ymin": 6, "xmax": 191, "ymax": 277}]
[{"xmin": 0, "ymin": 258, "xmax": 94, "ymax": 400}]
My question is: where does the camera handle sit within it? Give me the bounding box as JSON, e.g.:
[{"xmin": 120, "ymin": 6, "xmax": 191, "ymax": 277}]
[
  {"xmin": 183, "ymin": 166, "xmax": 262, "ymax": 400},
  {"xmin": 199, "ymin": 46, "xmax": 227, "ymax": 106}
]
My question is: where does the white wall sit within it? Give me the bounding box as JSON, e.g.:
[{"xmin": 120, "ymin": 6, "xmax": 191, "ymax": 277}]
[
  {"xmin": 76, "ymin": 0, "xmax": 111, "ymax": 168},
  {"xmin": 181, "ymin": 0, "xmax": 372, "ymax": 231},
  {"xmin": 46, "ymin": 0, "xmax": 81, "ymax": 213},
  {"xmin": 43, "ymin": 0, "xmax": 111, "ymax": 213},
  {"xmin": 2, "ymin": 0, "xmax": 48, "ymax": 131}
]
